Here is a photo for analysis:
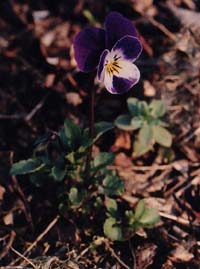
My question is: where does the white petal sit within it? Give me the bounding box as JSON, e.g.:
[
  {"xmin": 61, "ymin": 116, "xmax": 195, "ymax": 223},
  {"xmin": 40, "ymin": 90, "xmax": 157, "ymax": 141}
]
[
  {"xmin": 104, "ymin": 71, "xmax": 113, "ymax": 93},
  {"xmin": 115, "ymin": 60, "xmax": 140, "ymax": 83}
]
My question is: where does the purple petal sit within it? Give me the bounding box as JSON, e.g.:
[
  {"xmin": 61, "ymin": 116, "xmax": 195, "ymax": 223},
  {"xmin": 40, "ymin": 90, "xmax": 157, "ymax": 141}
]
[
  {"xmin": 105, "ymin": 12, "xmax": 138, "ymax": 49},
  {"xmin": 112, "ymin": 36, "xmax": 142, "ymax": 62},
  {"xmin": 97, "ymin": 49, "xmax": 109, "ymax": 80},
  {"xmin": 110, "ymin": 76, "xmax": 139, "ymax": 94},
  {"xmin": 73, "ymin": 27, "xmax": 105, "ymax": 72}
]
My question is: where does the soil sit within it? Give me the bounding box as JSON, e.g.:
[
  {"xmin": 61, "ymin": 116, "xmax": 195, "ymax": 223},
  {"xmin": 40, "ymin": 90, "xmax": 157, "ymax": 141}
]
[{"xmin": 0, "ymin": 0, "xmax": 200, "ymax": 268}]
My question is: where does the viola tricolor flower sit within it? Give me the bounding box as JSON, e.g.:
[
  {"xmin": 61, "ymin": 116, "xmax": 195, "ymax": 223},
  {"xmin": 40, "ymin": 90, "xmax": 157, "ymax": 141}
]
[{"xmin": 73, "ymin": 12, "xmax": 142, "ymax": 94}]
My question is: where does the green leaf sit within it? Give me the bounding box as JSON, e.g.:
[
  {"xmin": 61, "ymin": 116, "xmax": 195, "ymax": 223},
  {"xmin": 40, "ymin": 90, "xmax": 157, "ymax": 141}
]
[
  {"xmin": 158, "ymin": 147, "xmax": 175, "ymax": 162},
  {"xmin": 138, "ymin": 101, "xmax": 149, "ymax": 116},
  {"xmin": 125, "ymin": 210, "xmax": 135, "ymax": 226},
  {"xmin": 30, "ymin": 172, "xmax": 48, "ymax": 187},
  {"xmin": 103, "ymin": 217, "xmax": 123, "ymax": 241},
  {"xmin": 138, "ymin": 123, "xmax": 153, "ymax": 145},
  {"xmin": 106, "ymin": 198, "xmax": 118, "ymax": 217},
  {"xmin": 102, "ymin": 173, "xmax": 124, "ymax": 196},
  {"xmin": 115, "ymin": 114, "xmax": 139, "ymax": 131},
  {"xmin": 134, "ymin": 140, "xmax": 152, "ymax": 156},
  {"xmin": 37, "ymin": 154, "xmax": 51, "ymax": 166},
  {"xmin": 156, "ymin": 120, "xmax": 169, "ymax": 128},
  {"xmin": 127, "ymin": 98, "xmax": 139, "ymax": 116},
  {"xmin": 51, "ymin": 165, "xmax": 67, "ymax": 181},
  {"xmin": 127, "ymin": 98, "xmax": 149, "ymax": 117},
  {"xmin": 93, "ymin": 196, "xmax": 103, "ymax": 210},
  {"xmin": 83, "ymin": 9, "xmax": 97, "ymax": 25},
  {"xmin": 130, "ymin": 117, "xmax": 143, "ymax": 130},
  {"xmin": 93, "ymin": 121, "xmax": 114, "ymax": 141},
  {"xmin": 93, "ymin": 152, "xmax": 114, "ymax": 171},
  {"xmin": 69, "ymin": 187, "xmax": 82, "ymax": 206},
  {"xmin": 153, "ymin": 125, "xmax": 172, "ymax": 147},
  {"xmin": 65, "ymin": 152, "xmax": 75, "ymax": 163},
  {"xmin": 59, "ymin": 128, "xmax": 70, "ymax": 149},
  {"xmin": 134, "ymin": 123, "xmax": 153, "ymax": 156},
  {"xmin": 64, "ymin": 119, "xmax": 81, "ymax": 149},
  {"xmin": 84, "ymin": 121, "xmax": 113, "ymax": 144},
  {"xmin": 150, "ymin": 100, "xmax": 166, "ymax": 118},
  {"xmin": 134, "ymin": 199, "xmax": 146, "ymax": 220},
  {"xmin": 80, "ymin": 137, "xmax": 93, "ymax": 150},
  {"xmin": 138, "ymin": 208, "xmax": 160, "ymax": 227},
  {"xmin": 10, "ymin": 159, "xmax": 44, "ymax": 175}
]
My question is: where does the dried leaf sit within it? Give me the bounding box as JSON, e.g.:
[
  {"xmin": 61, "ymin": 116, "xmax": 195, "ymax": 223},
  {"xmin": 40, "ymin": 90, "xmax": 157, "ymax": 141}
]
[
  {"xmin": 112, "ymin": 132, "xmax": 131, "ymax": 151},
  {"xmin": 0, "ymin": 185, "xmax": 5, "ymax": 200},
  {"xmin": 3, "ymin": 212, "xmax": 13, "ymax": 225},
  {"xmin": 32, "ymin": 10, "xmax": 50, "ymax": 23},
  {"xmin": 134, "ymin": 0, "xmax": 157, "ymax": 16},
  {"xmin": 114, "ymin": 153, "xmax": 132, "ymax": 168},
  {"xmin": 143, "ymin": 80, "xmax": 156, "ymax": 97},
  {"xmin": 45, "ymin": 73, "xmax": 55, "ymax": 88},
  {"xmin": 167, "ymin": 2, "xmax": 200, "ymax": 30},
  {"xmin": 136, "ymin": 243, "xmax": 157, "ymax": 269},
  {"xmin": 170, "ymin": 245, "xmax": 194, "ymax": 262},
  {"xmin": 66, "ymin": 92, "xmax": 82, "ymax": 106},
  {"xmin": 172, "ymin": 159, "xmax": 189, "ymax": 173}
]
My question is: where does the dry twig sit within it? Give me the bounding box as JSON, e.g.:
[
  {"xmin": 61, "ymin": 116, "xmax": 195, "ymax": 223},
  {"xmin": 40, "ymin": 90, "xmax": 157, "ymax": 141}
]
[
  {"xmin": 23, "ymin": 215, "xmax": 60, "ymax": 257},
  {"xmin": 135, "ymin": 8, "xmax": 176, "ymax": 41},
  {"xmin": 105, "ymin": 241, "xmax": 131, "ymax": 269},
  {"xmin": 11, "ymin": 215, "xmax": 59, "ymax": 266},
  {"xmin": 10, "ymin": 247, "xmax": 37, "ymax": 269},
  {"xmin": 0, "ymin": 231, "xmax": 16, "ymax": 259}
]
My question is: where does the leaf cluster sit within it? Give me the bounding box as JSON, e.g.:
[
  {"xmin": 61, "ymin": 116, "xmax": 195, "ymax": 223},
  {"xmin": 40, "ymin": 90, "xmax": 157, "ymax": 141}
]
[
  {"xmin": 115, "ymin": 98, "xmax": 172, "ymax": 156},
  {"xmin": 104, "ymin": 199, "xmax": 160, "ymax": 241},
  {"xmin": 10, "ymin": 118, "xmax": 159, "ymax": 241},
  {"xmin": 10, "ymin": 119, "xmax": 113, "ymax": 184}
]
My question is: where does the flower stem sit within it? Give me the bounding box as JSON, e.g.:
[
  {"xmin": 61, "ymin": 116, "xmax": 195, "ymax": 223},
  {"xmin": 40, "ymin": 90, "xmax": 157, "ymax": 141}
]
[
  {"xmin": 90, "ymin": 82, "xmax": 95, "ymax": 139},
  {"xmin": 85, "ymin": 73, "xmax": 96, "ymax": 178}
]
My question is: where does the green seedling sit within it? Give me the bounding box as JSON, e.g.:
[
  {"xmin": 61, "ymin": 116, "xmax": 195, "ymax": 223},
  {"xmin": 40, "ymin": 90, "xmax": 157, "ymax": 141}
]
[{"xmin": 115, "ymin": 98, "xmax": 172, "ymax": 156}]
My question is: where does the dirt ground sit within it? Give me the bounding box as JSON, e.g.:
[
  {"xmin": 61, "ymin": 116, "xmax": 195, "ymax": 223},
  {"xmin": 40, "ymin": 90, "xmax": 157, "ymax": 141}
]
[{"xmin": 0, "ymin": 0, "xmax": 200, "ymax": 268}]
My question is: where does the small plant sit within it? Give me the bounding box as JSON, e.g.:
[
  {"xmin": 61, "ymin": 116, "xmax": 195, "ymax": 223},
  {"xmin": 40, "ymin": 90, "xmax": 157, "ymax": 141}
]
[
  {"xmin": 10, "ymin": 119, "xmax": 113, "ymax": 185},
  {"xmin": 104, "ymin": 199, "xmax": 160, "ymax": 241},
  {"xmin": 11, "ymin": 118, "xmax": 159, "ymax": 241},
  {"xmin": 115, "ymin": 98, "xmax": 173, "ymax": 156}
]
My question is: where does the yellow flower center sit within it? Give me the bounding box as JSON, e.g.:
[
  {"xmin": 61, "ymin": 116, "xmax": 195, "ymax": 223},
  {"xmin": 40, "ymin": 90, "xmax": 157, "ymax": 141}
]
[{"xmin": 105, "ymin": 61, "xmax": 121, "ymax": 76}]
